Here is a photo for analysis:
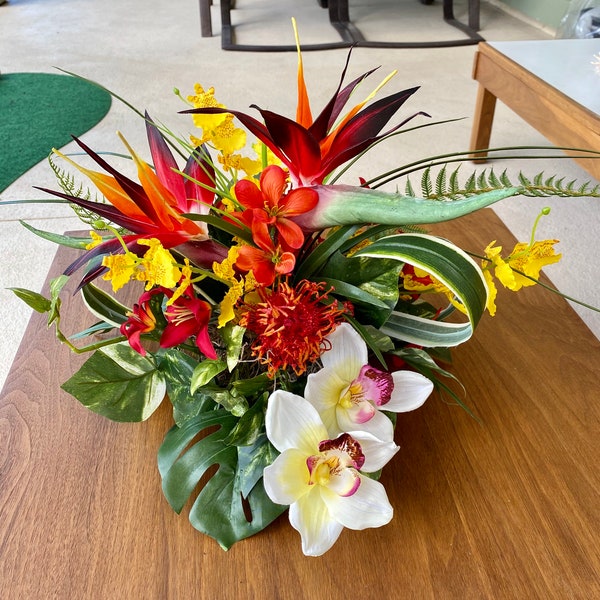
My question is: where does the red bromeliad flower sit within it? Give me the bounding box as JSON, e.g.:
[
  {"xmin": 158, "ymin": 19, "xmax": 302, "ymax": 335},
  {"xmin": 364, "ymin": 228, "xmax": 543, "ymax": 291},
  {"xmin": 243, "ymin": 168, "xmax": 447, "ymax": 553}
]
[
  {"xmin": 121, "ymin": 286, "xmax": 216, "ymax": 359},
  {"xmin": 233, "ymin": 165, "xmax": 318, "ymax": 250},
  {"xmin": 184, "ymin": 50, "xmax": 424, "ymax": 186},
  {"xmin": 238, "ymin": 279, "xmax": 349, "ymax": 377}
]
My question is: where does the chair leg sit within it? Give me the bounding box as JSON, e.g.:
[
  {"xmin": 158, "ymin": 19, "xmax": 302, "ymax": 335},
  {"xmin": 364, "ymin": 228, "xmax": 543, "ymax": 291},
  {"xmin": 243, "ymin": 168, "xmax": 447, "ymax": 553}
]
[
  {"xmin": 469, "ymin": 0, "xmax": 480, "ymax": 32},
  {"xmin": 200, "ymin": 0, "xmax": 212, "ymax": 38}
]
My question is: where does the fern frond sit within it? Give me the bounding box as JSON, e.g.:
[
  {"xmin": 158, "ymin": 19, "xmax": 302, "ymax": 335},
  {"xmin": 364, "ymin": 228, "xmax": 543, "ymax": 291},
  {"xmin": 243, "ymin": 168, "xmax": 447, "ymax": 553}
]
[{"xmin": 403, "ymin": 166, "xmax": 600, "ymax": 201}]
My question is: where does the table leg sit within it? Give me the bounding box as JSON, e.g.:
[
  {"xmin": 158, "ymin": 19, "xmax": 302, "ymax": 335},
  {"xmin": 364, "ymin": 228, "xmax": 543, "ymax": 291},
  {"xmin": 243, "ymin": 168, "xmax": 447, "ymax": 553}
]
[{"xmin": 470, "ymin": 83, "xmax": 497, "ymax": 163}]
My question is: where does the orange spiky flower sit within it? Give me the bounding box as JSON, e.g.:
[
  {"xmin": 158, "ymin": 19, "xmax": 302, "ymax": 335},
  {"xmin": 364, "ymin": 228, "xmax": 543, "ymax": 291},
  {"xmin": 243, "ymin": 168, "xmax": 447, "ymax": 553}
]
[{"xmin": 239, "ymin": 280, "xmax": 349, "ymax": 378}]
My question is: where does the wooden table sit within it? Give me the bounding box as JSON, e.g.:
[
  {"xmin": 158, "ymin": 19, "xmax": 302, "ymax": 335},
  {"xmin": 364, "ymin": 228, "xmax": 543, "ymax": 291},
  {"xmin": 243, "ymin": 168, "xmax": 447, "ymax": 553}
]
[
  {"xmin": 470, "ymin": 40, "xmax": 600, "ymax": 181},
  {"xmin": 2, "ymin": 210, "xmax": 600, "ymax": 598}
]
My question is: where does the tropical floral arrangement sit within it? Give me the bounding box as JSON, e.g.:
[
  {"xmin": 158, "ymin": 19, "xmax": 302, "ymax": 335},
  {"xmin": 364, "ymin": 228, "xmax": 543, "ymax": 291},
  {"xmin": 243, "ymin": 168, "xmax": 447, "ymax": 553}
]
[{"xmin": 6, "ymin": 31, "xmax": 600, "ymax": 556}]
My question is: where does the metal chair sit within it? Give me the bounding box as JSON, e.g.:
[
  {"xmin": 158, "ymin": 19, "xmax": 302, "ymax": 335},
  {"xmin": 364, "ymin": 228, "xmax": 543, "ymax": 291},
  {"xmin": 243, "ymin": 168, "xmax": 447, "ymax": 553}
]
[{"xmin": 201, "ymin": 0, "xmax": 483, "ymax": 51}]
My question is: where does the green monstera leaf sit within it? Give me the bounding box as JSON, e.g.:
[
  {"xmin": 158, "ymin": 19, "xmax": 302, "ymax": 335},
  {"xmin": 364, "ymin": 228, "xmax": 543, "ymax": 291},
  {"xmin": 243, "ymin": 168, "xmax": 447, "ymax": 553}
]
[{"xmin": 158, "ymin": 410, "xmax": 286, "ymax": 550}]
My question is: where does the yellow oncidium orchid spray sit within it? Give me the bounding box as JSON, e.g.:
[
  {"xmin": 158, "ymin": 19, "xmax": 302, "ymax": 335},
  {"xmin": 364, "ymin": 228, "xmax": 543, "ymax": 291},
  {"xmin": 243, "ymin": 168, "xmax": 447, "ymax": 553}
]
[
  {"xmin": 482, "ymin": 207, "xmax": 562, "ymax": 315},
  {"xmin": 92, "ymin": 227, "xmax": 189, "ymax": 296}
]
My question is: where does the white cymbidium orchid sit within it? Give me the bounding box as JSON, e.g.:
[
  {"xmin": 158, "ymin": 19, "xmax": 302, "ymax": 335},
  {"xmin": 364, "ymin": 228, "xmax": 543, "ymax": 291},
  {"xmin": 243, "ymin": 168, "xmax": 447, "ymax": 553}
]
[
  {"xmin": 304, "ymin": 322, "xmax": 434, "ymax": 441},
  {"xmin": 263, "ymin": 390, "xmax": 398, "ymax": 556}
]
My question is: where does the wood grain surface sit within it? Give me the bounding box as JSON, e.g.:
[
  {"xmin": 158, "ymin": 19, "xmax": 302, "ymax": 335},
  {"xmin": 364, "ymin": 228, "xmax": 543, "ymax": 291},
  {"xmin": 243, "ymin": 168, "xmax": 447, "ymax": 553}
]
[{"xmin": 1, "ymin": 210, "xmax": 599, "ymax": 599}]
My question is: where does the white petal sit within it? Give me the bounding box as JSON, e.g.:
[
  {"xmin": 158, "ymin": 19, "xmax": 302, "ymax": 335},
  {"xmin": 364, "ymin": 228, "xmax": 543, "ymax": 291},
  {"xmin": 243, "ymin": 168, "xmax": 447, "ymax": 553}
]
[
  {"xmin": 289, "ymin": 488, "xmax": 344, "ymax": 556},
  {"xmin": 265, "ymin": 391, "xmax": 328, "ymax": 454},
  {"xmin": 386, "ymin": 371, "xmax": 434, "ymax": 412},
  {"xmin": 304, "ymin": 368, "xmax": 347, "ymax": 435},
  {"xmin": 337, "ymin": 407, "xmax": 395, "ymax": 442},
  {"xmin": 320, "ymin": 322, "xmax": 367, "ymax": 381},
  {"xmin": 263, "ymin": 449, "xmax": 310, "ymax": 505},
  {"xmin": 322, "ymin": 474, "xmax": 393, "ymax": 530},
  {"xmin": 351, "ymin": 431, "xmax": 399, "ymax": 472}
]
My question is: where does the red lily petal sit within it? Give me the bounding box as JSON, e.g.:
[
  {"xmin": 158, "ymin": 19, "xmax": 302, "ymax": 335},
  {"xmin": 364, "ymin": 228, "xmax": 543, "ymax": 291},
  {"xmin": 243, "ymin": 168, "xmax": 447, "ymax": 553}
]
[
  {"xmin": 274, "ymin": 218, "xmax": 305, "ymax": 249},
  {"xmin": 195, "ymin": 327, "xmax": 217, "ymax": 360},
  {"xmin": 279, "ymin": 187, "xmax": 319, "ymax": 216},
  {"xmin": 259, "ymin": 165, "xmax": 288, "ymax": 206},
  {"xmin": 235, "ymin": 179, "xmax": 264, "ymax": 209}
]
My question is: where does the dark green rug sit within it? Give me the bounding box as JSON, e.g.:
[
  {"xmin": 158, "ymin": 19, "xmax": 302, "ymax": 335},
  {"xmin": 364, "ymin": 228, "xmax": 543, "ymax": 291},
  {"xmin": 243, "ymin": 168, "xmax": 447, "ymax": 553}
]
[{"xmin": 0, "ymin": 72, "xmax": 112, "ymax": 192}]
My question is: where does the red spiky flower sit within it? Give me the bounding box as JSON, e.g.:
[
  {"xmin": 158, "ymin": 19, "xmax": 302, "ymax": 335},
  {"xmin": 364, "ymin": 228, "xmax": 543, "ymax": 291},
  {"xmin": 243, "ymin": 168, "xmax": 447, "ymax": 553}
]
[{"xmin": 238, "ymin": 280, "xmax": 349, "ymax": 377}]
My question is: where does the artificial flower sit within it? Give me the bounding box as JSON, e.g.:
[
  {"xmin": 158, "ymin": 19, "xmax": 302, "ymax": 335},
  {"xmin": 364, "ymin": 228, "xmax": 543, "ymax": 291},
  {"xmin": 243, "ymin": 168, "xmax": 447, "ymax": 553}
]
[
  {"xmin": 304, "ymin": 323, "xmax": 434, "ymax": 440},
  {"xmin": 233, "ymin": 164, "xmax": 318, "ymax": 249},
  {"xmin": 238, "ymin": 280, "xmax": 347, "ymax": 377},
  {"xmin": 235, "ymin": 236, "xmax": 296, "ymax": 287},
  {"xmin": 161, "ymin": 285, "xmax": 216, "ymax": 359},
  {"xmin": 102, "ymin": 249, "xmax": 140, "ymax": 292},
  {"xmin": 136, "ymin": 238, "xmax": 182, "ymax": 290},
  {"xmin": 120, "ymin": 290, "xmax": 159, "ymax": 356},
  {"xmin": 401, "ymin": 264, "xmax": 467, "ymax": 315},
  {"xmin": 122, "ymin": 284, "xmax": 216, "ymax": 359},
  {"xmin": 185, "ymin": 47, "xmax": 423, "ymax": 186},
  {"xmin": 42, "ymin": 122, "xmax": 221, "ymax": 288},
  {"xmin": 482, "ymin": 239, "xmax": 561, "ymax": 315},
  {"xmin": 263, "ymin": 391, "xmax": 398, "ymax": 556}
]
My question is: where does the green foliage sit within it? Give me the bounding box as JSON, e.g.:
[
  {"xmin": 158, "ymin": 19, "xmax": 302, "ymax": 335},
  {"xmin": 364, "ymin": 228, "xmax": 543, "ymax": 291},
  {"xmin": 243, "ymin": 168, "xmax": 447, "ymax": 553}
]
[
  {"xmin": 9, "ymin": 287, "xmax": 52, "ymax": 313},
  {"xmin": 355, "ymin": 233, "xmax": 488, "ymax": 333},
  {"xmin": 158, "ymin": 410, "xmax": 286, "ymax": 550},
  {"xmin": 157, "ymin": 349, "xmax": 218, "ymax": 426},
  {"xmin": 61, "ymin": 342, "xmax": 166, "ymax": 421},
  {"xmin": 409, "ymin": 166, "xmax": 600, "ymax": 200}
]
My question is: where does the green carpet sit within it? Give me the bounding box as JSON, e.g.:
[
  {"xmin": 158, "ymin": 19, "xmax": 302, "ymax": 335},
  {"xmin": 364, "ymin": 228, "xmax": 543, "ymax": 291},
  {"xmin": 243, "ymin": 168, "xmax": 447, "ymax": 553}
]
[{"xmin": 0, "ymin": 72, "xmax": 112, "ymax": 193}]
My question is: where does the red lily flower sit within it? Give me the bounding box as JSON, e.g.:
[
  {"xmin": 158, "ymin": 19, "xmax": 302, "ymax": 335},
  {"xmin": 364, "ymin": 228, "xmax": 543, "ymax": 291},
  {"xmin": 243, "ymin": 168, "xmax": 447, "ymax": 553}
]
[
  {"xmin": 233, "ymin": 165, "xmax": 318, "ymax": 249},
  {"xmin": 236, "ymin": 236, "xmax": 296, "ymax": 287},
  {"xmin": 162, "ymin": 286, "xmax": 217, "ymax": 360},
  {"xmin": 184, "ymin": 50, "xmax": 425, "ymax": 185},
  {"xmin": 120, "ymin": 290, "xmax": 159, "ymax": 356},
  {"xmin": 121, "ymin": 286, "xmax": 216, "ymax": 359}
]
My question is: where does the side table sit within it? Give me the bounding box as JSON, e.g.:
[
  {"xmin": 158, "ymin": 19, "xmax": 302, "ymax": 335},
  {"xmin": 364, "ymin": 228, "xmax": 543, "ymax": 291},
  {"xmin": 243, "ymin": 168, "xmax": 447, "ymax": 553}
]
[{"xmin": 470, "ymin": 40, "xmax": 600, "ymax": 180}]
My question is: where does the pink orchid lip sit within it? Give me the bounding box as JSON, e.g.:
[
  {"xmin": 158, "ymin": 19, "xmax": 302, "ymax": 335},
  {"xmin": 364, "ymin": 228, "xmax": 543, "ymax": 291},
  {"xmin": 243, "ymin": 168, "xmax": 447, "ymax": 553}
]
[
  {"xmin": 347, "ymin": 400, "xmax": 377, "ymax": 424},
  {"xmin": 306, "ymin": 446, "xmax": 362, "ymax": 498},
  {"xmin": 356, "ymin": 365, "xmax": 393, "ymax": 407},
  {"xmin": 319, "ymin": 433, "xmax": 365, "ymax": 470},
  {"xmin": 338, "ymin": 472, "xmax": 361, "ymax": 497}
]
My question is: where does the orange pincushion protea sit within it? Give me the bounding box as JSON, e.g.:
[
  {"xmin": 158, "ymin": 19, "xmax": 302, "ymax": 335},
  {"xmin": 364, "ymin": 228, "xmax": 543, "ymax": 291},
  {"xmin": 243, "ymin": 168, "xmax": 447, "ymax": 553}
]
[{"xmin": 239, "ymin": 280, "xmax": 349, "ymax": 377}]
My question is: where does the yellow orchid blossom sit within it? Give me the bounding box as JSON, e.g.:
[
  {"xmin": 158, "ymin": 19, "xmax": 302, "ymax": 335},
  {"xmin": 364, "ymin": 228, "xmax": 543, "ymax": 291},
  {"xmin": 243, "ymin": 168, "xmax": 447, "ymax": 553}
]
[
  {"xmin": 482, "ymin": 239, "xmax": 561, "ymax": 315},
  {"xmin": 85, "ymin": 230, "xmax": 104, "ymax": 250},
  {"xmin": 136, "ymin": 238, "xmax": 182, "ymax": 290},
  {"xmin": 102, "ymin": 251, "xmax": 140, "ymax": 292},
  {"xmin": 187, "ymin": 83, "xmax": 228, "ymax": 132}
]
